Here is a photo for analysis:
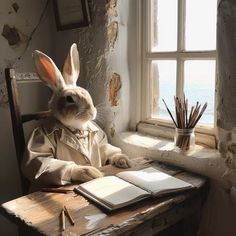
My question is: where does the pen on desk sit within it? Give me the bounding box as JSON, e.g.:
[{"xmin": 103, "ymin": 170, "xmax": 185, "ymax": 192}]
[
  {"xmin": 61, "ymin": 208, "xmax": 66, "ymax": 231},
  {"xmin": 41, "ymin": 188, "xmax": 73, "ymax": 194},
  {"xmin": 64, "ymin": 206, "xmax": 75, "ymax": 225}
]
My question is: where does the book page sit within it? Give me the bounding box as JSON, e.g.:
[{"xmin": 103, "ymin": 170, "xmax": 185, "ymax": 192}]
[
  {"xmin": 116, "ymin": 167, "xmax": 193, "ymax": 195},
  {"xmin": 77, "ymin": 176, "xmax": 149, "ymax": 207}
]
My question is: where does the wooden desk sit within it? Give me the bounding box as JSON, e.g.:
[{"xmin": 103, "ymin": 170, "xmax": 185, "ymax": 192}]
[{"xmin": 0, "ymin": 157, "xmax": 208, "ymax": 236}]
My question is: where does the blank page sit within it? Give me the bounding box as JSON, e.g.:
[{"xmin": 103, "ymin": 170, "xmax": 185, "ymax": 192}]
[
  {"xmin": 78, "ymin": 176, "xmax": 149, "ymax": 206},
  {"xmin": 117, "ymin": 167, "xmax": 193, "ymax": 195}
]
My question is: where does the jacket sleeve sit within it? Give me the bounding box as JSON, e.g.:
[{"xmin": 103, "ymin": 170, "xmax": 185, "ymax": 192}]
[
  {"xmin": 96, "ymin": 127, "xmax": 122, "ymax": 165},
  {"xmin": 21, "ymin": 127, "xmax": 77, "ymax": 186}
]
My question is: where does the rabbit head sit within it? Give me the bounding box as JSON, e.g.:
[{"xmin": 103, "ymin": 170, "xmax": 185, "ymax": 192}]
[{"xmin": 33, "ymin": 43, "xmax": 97, "ymax": 130}]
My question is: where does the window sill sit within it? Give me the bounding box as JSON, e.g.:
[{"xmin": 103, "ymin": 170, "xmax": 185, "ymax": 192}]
[
  {"xmin": 137, "ymin": 122, "xmax": 216, "ymax": 148},
  {"xmin": 112, "ymin": 131, "xmax": 228, "ymax": 184}
]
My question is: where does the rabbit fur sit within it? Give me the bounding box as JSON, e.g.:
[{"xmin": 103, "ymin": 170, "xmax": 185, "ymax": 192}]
[{"xmin": 21, "ymin": 43, "xmax": 131, "ymax": 188}]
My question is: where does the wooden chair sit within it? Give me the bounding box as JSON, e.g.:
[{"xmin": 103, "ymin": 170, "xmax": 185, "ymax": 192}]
[{"xmin": 5, "ymin": 68, "xmax": 51, "ymax": 195}]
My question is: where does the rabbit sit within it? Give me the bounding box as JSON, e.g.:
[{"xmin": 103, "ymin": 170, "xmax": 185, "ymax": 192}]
[{"xmin": 21, "ymin": 43, "xmax": 131, "ymax": 189}]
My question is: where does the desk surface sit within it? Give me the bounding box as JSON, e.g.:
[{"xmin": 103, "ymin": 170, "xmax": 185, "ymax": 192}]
[{"xmin": 0, "ymin": 157, "xmax": 207, "ymax": 236}]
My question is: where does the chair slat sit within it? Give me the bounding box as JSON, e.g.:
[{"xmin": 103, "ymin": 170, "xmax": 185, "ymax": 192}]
[
  {"xmin": 22, "ymin": 111, "xmax": 51, "ymax": 123},
  {"xmin": 5, "ymin": 68, "xmax": 29, "ymax": 194},
  {"xmin": 5, "ymin": 68, "xmax": 51, "ymax": 195}
]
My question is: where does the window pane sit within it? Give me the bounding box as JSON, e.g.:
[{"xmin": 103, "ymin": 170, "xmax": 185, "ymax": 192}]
[
  {"xmin": 151, "ymin": 0, "xmax": 177, "ymax": 52},
  {"xmin": 152, "ymin": 60, "xmax": 176, "ymax": 120},
  {"xmin": 184, "ymin": 60, "xmax": 215, "ymax": 126},
  {"xmin": 185, "ymin": 0, "xmax": 217, "ymax": 51}
]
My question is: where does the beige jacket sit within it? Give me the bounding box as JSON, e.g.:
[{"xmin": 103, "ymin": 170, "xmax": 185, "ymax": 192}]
[{"xmin": 22, "ymin": 118, "xmax": 121, "ymax": 187}]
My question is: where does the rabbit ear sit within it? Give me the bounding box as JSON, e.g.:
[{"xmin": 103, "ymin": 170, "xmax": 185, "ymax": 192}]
[
  {"xmin": 62, "ymin": 43, "xmax": 80, "ymax": 86},
  {"xmin": 33, "ymin": 50, "xmax": 65, "ymax": 91}
]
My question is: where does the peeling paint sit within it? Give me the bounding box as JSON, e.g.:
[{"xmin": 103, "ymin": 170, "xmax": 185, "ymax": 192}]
[
  {"xmin": 107, "ymin": 21, "xmax": 118, "ymax": 48},
  {"xmin": 1, "ymin": 24, "xmax": 21, "ymax": 46},
  {"xmin": 106, "ymin": 0, "xmax": 118, "ymax": 17},
  {"xmin": 12, "ymin": 2, "xmax": 19, "ymax": 13},
  {"xmin": 218, "ymin": 127, "xmax": 236, "ymax": 189},
  {"xmin": 109, "ymin": 73, "xmax": 121, "ymax": 106}
]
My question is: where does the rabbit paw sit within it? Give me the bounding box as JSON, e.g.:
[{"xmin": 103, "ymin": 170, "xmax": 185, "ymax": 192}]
[
  {"xmin": 71, "ymin": 165, "xmax": 103, "ymax": 182},
  {"xmin": 110, "ymin": 154, "xmax": 131, "ymax": 169}
]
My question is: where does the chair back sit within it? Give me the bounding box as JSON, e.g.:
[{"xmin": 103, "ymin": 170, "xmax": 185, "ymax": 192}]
[{"xmin": 5, "ymin": 68, "xmax": 50, "ymax": 194}]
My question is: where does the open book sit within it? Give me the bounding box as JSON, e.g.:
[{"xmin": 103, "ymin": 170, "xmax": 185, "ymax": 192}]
[{"xmin": 74, "ymin": 167, "xmax": 194, "ymax": 211}]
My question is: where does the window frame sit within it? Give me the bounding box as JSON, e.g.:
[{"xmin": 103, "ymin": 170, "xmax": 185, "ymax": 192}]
[{"xmin": 138, "ymin": 0, "xmax": 217, "ymax": 148}]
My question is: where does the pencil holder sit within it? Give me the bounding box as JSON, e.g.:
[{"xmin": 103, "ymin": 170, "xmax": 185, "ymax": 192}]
[{"xmin": 174, "ymin": 128, "xmax": 195, "ymax": 151}]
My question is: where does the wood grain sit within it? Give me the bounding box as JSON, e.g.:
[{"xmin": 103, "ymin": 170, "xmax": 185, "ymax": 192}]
[{"xmin": 0, "ymin": 157, "xmax": 207, "ymax": 236}]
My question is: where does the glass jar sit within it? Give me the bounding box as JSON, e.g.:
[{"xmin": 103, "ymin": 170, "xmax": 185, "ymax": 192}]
[{"xmin": 174, "ymin": 128, "xmax": 195, "ymax": 151}]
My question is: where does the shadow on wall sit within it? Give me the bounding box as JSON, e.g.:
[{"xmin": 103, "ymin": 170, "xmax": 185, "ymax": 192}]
[{"xmin": 51, "ymin": 0, "xmax": 109, "ymax": 128}]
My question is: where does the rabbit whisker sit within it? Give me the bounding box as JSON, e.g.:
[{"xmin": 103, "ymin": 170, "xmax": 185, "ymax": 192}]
[
  {"xmin": 75, "ymin": 111, "xmax": 84, "ymax": 117},
  {"xmin": 95, "ymin": 113, "xmax": 106, "ymax": 123},
  {"xmin": 96, "ymin": 106, "xmax": 109, "ymax": 112},
  {"xmin": 95, "ymin": 102, "xmax": 106, "ymax": 108}
]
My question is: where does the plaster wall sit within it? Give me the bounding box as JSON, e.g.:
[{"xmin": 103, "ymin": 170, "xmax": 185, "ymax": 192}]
[
  {"xmin": 0, "ymin": 1, "xmax": 54, "ymax": 235},
  {"xmin": 52, "ymin": 0, "xmax": 133, "ymax": 137}
]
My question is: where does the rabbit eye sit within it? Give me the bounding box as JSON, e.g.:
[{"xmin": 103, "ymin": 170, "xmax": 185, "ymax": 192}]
[{"xmin": 66, "ymin": 96, "xmax": 75, "ymax": 104}]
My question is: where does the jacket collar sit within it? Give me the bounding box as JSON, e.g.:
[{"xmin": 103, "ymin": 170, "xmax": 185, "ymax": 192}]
[
  {"xmin": 41, "ymin": 117, "xmax": 99, "ymax": 158},
  {"xmin": 42, "ymin": 117, "xmax": 99, "ymax": 135},
  {"xmin": 67, "ymin": 122, "xmax": 99, "ymax": 134}
]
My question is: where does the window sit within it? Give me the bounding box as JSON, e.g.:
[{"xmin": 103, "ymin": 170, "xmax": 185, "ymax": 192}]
[{"xmin": 141, "ymin": 0, "xmax": 217, "ymax": 136}]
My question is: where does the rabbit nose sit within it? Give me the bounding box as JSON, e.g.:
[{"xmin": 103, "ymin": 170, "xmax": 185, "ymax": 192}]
[{"xmin": 66, "ymin": 96, "xmax": 74, "ymax": 103}]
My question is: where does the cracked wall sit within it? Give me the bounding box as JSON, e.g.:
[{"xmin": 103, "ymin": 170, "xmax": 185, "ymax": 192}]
[
  {"xmin": 52, "ymin": 0, "xmax": 131, "ymax": 137},
  {"xmin": 2, "ymin": 24, "xmax": 21, "ymax": 46},
  {"xmin": 109, "ymin": 72, "xmax": 121, "ymax": 106},
  {"xmin": 217, "ymin": 0, "xmax": 236, "ymax": 189},
  {"xmin": 106, "ymin": 0, "xmax": 118, "ymax": 17},
  {"xmin": 107, "ymin": 21, "xmax": 118, "ymax": 48},
  {"xmin": 0, "ymin": 1, "xmax": 55, "ymax": 235},
  {"xmin": 0, "ymin": 0, "xmax": 54, "ymax": 106}
]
